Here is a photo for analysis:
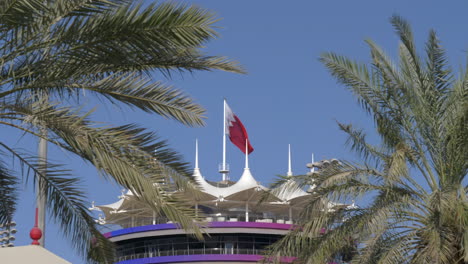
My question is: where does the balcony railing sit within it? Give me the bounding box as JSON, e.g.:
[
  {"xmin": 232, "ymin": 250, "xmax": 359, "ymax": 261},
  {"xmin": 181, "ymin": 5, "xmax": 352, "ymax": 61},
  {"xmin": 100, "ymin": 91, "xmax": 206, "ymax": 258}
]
[
  {"xmin": 116, "ymin": 248, "xmax": 267, "ymax": 262},
  {"xmin": 108, "ymin": 215, "xmax": 293, "ymax": 231},
  {"xmin": 116, "ymin": 248, "xmax": 350, "ymax": 264}
]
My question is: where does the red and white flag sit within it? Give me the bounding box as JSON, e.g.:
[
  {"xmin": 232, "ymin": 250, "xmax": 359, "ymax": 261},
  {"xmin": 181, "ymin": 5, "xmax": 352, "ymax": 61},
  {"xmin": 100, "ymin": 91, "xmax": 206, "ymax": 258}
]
[{"xmin": 225, "ymin": 101, "xmax": 254, "ymax": 154}]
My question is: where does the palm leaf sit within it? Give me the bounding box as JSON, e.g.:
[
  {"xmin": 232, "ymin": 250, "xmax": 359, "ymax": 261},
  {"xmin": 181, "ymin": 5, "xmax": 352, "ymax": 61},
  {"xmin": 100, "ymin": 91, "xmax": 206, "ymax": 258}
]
[
  {"xmin": 5, "ymin": 100, "xmax": 203, "ymax": 235},
  {"xmin": 0, "ymin": 158, "xmax": 18, "ymax": 224},
  {"xmin": 0, "ymin": 143, "xmax": 114, "ymax": 263},
  {"xmin": 283, "ymin": 15, "xmax": 468, "ymax": 264},
  {"xmin": 0, "ymin": 0, "xmax": 246, "ymax": 261}
]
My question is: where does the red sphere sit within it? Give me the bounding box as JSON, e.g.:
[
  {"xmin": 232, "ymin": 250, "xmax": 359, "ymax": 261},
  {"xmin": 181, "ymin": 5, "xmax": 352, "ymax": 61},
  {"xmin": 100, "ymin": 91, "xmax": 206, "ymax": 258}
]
[{"xmin": 30, "ymin": 226, "xmax": 42, "ymax": 245}]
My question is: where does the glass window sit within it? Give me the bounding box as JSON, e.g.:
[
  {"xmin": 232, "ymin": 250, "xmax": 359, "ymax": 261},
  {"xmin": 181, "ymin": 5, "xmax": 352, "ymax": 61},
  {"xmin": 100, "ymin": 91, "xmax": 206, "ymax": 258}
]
[{"xmin": 116, "ymin": 233, "xmax": 283, "ymax": 259}]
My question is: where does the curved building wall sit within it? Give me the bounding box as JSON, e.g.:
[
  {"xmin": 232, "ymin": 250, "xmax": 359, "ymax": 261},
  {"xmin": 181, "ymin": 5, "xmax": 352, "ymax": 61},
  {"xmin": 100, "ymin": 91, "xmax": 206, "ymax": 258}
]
[{"xmin": 105, "ymin": 222, "xmax": 295, "ymax": 264}]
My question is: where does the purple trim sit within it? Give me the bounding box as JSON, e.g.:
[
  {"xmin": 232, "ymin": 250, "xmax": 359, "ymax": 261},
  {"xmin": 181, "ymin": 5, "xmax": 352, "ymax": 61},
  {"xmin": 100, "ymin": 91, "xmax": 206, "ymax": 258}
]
[
  {"xmin": 104, "ymin": 222, "xmax": 293, "ymax": 239},
  {"xmin": 116, "ymin": 254, "xmax": 295, "ymax": 264}
]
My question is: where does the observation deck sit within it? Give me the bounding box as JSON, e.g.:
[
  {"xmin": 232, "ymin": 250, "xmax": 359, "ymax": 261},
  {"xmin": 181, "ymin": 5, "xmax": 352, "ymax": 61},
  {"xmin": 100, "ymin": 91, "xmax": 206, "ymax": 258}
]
[
  {"xmin": 91, "ymin": 146, "xmax": 313, "ymax": 264},
  {"xmin": 105, "ymin": 220, "xmax": 296, "ymax": 264}
]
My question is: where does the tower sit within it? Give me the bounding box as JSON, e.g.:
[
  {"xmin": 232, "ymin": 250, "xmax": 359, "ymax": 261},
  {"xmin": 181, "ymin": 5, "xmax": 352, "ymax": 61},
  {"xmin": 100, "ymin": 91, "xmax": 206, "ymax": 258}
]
[{"xmin": 91, "ymin": 143, "xmax": 310, "ymax": 263}]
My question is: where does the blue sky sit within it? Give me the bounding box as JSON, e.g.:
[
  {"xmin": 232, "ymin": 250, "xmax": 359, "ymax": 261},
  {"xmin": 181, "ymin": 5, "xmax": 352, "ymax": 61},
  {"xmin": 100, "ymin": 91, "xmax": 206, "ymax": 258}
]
[{"xmin": 8, "ymin": 1, "xmax": 468, "ymax": 263}]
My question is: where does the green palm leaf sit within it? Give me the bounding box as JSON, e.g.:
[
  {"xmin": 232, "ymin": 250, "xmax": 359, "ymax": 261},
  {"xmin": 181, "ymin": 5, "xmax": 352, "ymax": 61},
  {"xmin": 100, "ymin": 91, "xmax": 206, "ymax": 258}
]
[
  {"xmin": 0, "ymin": 144, "xmax": 114, "ymax": 263},
  {"xmin": 270, "ymin": 15, "xmax": 468, "ymax": 264},
  {"xmin": 0, "ymin": 0, "xmax": 244, "ymax": 261},
  {"xmin": 0, "ymin": 159, "xmax": 17, "ymax": 224}
]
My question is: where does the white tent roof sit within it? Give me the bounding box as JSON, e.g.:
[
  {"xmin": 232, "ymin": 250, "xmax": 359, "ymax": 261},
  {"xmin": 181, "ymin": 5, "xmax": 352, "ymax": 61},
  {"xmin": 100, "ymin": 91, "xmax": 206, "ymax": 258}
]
[
  {"xmin": 94, "ymin": 199, "xmax": 124, "ymax": 212},
  {"xmin": 93, "ymin": 166, "xmax": 313, "ymax": 223},
  {"xmin": 272, "ymin": 179, "xmax": 309, "ymax": 202},
  {"xmin": 193, "ymin": 167, "xmax": 268, "ymax": 199}
]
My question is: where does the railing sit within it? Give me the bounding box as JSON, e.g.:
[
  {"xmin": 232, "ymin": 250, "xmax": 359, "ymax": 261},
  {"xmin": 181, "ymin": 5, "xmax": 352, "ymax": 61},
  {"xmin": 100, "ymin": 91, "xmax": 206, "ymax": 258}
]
[
  {"xmin": 110, "ymin": 215, "xmax": 293, "ymax": 230},
  {"xmin": 117, "ymin": 218, "xmax": 170, "ymax": 229},
  {"xmin": 116, "ymin": 248, "xmax": 267, "ymax": 262}
]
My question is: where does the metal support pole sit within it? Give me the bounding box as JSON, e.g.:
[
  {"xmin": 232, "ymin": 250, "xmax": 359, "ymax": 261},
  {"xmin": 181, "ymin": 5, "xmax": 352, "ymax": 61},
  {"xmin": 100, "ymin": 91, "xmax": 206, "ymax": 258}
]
[
  {"xmin": 36, "ymin": 91, "xmax": 49, "ymax": 247},
  {"xmin": 131, "ymin": 204, "xmax": 135, "ymax": 227},
  {"xmin": 245, "ymin": 203, "xmax": 249, "ymax": 222},
  {"xmin": 222, "ymin": 100, "xmax": 227, "ymax": 181},
  {"xmin": 37, "ymin": 130, "xmax": 47, "ymax": 247},
  {"xmin": 289, "ymin": 206, "xmax": 292, "ymax": 223}
]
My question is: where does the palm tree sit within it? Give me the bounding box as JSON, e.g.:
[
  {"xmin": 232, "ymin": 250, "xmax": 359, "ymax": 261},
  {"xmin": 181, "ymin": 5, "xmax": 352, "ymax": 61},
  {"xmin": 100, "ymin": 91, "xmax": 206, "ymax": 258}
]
[
  {"xmin": 0, "ymin": 0, "xmax": 243, "ymax": 262},
  {"xmin": 270, "ymin": 15, "xmax": 467, "ymax": 264}
]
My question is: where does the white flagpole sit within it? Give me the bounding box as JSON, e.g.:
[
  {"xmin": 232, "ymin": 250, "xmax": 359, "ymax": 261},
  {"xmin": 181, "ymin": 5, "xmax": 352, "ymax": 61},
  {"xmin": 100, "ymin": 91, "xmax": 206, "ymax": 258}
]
[{"xmin": 222, "ymin": 99, "xmax": 227, "ymax": 181}]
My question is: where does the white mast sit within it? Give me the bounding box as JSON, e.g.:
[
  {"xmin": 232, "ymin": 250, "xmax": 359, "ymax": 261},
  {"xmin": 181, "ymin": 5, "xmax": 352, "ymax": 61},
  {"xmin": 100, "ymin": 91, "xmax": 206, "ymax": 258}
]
[
  {"xmin": 195, "ymin": 139, "xmax": 199, "ymax": 169},
  {"xmin": 287, "ymin": 144, "xmax": 293, "ymax": 176},
  {"xmin": 220, "ymin": 99, "xmax": 228, "ymax": 181},
  {"xmin": 245, "ymin": 140, "xmax": 249, "ymax": 169},
  {"xmin": 310, "ymin": 153, "xmax": 315, "ymax": 172},
  {"xmin": 193, "ymin": 139, "xmax": 203, "ymax": 179},
  {"xmin": 308, "ymin": 153, "xmax": 317, "ymax": 192}
]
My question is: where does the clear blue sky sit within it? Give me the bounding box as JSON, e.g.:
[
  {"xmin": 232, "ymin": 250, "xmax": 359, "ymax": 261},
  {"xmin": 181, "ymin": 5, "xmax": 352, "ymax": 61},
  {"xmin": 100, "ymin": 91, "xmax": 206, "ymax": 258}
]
[{"xmin": 9, "ymin": 1, "xmax": 468, "ymax": 263}]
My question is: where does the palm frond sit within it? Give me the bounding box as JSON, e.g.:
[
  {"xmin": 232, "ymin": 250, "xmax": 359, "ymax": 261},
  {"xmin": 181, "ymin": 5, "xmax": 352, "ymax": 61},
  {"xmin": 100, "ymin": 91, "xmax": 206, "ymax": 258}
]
[
  {"xmin": 51, "ymin": 0, "xmax": 122, "ymax": 19},
  {"xmin": 0, "ymin": 143, "xmax": 114, "ymax": 263},
  {"xmin": 0, "ymin": 0, "xmax": 246, "ymax": 261},
  {"xmin": 75, "ymin": 74, "xmax": 206, "ymax": 126},
  {"xmin": 390, "ymin": 15, "xmax": 423, "ymax": 82},
  {"xmin": 289, "ymin": 15, "xmax": 468, "ymax": 264},
  {"xmin": 11, "ymin": 100, "xmax": 202, "ymax": 235},
  {"xmin": 321, "ymin": 52, "xmax": 407, "ymax": 150},
  {"xmin": 0, "ymin": 0, "xmax": 47, "ymax": 31},
  {"xmin": 47, "ymin": 1, "xmax": 245, "ymax": 75},
  {"xmin": 337, "ymin": 121, "xmax": 389, "ymax": 164},
  {"xmin": 2, "ymin": 73, "xmax": 206, "ymax": 126},
  {"xmin": 0, "ymin": 158, "xmax": 18, "ymax": 224}
]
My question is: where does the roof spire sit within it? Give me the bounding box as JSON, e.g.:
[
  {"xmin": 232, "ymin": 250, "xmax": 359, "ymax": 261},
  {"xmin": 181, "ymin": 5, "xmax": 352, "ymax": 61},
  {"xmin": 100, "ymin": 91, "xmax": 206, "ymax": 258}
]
[
  {"xmin": 194, "ymin": 139, "xmax": 203, "ymax": 178},
  {"xmin": 287, "ymin": 144, "xmax": 293, "ymax": 176},
  {"xmin": 30, "ymin": 208, "xmax": 42, "ymax": 245},
  {"xmin": 310, "ymin": 153, "xmax": 315, "ymax": 172},
  {"xmin": 195, "ymin": 138, "xmax": 199, "ymax": 169},
  {"xmin": 244, "ymin": 140, "xmax": 249, "ymax": 169}
]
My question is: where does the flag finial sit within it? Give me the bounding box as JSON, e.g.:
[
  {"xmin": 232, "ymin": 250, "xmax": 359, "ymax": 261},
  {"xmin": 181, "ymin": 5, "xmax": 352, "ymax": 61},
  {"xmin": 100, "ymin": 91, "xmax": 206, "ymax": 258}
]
[{"xmin": 30, "ymin": 208, "xmax": 42, "ymax": 245}]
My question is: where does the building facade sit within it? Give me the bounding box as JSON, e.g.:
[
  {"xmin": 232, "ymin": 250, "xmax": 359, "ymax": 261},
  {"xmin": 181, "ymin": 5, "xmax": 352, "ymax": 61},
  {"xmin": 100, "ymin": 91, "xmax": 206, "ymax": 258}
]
[{"xmin": 92, "ymin": 145, "xmax": 309, "ymax": 264}]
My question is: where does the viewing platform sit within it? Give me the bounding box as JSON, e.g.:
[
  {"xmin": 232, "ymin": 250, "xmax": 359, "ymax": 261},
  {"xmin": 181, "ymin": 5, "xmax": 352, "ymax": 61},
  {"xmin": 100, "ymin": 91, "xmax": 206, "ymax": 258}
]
[{"xmin": 90, "ymin": 143, "xmax": 349, "ymax": 263}]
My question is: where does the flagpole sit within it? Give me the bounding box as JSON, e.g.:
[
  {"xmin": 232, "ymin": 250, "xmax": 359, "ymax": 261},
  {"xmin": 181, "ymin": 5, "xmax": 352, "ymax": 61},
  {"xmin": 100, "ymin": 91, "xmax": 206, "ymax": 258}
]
[{"xmin": 222, "ymin": 99, "xmax": 227, "ymax": 181}]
